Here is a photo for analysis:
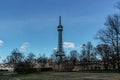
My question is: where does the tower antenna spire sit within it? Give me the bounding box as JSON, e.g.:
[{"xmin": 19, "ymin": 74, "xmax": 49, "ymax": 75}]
[{"xmin": 59, "ymin": 16, "xmax": 61, "ymax": 25}]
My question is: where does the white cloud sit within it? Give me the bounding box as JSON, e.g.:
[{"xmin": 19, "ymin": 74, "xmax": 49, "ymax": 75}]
[
  {"xmin": 0, "ymin": 40, "xmax": 4, "ymax": 46},
  {"xmin": 20, "ymin": 42, "xmax": 30, "ymax": 52},
  {"xmin": 63, "ymin": 42, "xmax": 75, "ymax": 49},
  {"xmin": 53, "ymin": 48, "xmax": 57, "ymax": 51}
]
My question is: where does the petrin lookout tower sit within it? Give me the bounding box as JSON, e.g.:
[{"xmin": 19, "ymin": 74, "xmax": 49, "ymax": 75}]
[{"xmin": 56, "ymin": 16, "xmax": 65, "ymax": 64}]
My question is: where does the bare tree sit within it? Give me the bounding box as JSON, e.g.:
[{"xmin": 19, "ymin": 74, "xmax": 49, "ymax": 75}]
[
  {"xmin": 51, "ymin": 50, "xmax": 57, "ymax": 63},
  {"xmin": 25, "ymin": 52, "xmax": 36, "ymax": 68},
  {"xmin": 69, "ymin": 50, "xmax": 79, "ymax": 66},
  {"xmin": 6, "ymin": 49, "xmax": 24, "ymax": 68},
  {"xmin": 96, "ymin": 44, "xmax": 111, "ymax": 70},
  {"xmin": 80, "ymin": 42, "xmax": 97, "ymax": 70},
  {"xmin": 37, "ymin": 54, "xmax": 47, "ymax": 68},
  {"xmin": 96, "ymin": 14, "xmax": 120, "ymax": 70},
  {"xmin": 80, "ymin": 42, "xmax": 96, "ymax": 62}
]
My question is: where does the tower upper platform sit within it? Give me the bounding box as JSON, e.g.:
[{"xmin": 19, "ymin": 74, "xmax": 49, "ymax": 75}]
[{"xmin": 57, "ymin": 16, "xmax": 63, "ymax": 31}]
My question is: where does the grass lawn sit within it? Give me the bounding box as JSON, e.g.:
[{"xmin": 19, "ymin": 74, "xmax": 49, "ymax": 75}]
[{"xmin": 0, "ymin": 72, "xmax": 120, "ymax": 80}]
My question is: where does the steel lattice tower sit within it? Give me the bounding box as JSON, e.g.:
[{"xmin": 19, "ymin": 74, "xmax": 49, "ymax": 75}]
[{"xmin": 56, "ymin": 16, "xmax": 65, "ymax": 64}]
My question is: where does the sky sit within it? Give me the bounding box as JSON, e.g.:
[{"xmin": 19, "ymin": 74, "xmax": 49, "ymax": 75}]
[{"xmin": 0, "ymin": 0, "xmax": 120, "ymax": 62}]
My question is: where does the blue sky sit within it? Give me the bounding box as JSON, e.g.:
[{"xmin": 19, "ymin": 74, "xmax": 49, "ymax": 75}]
[{"xmin": 0, "ymin": 0, "xmax": 119, "ymax": 62}]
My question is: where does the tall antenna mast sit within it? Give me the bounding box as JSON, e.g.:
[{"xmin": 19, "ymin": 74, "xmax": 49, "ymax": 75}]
[{"xmin": 59, "ymin": 16, "xmax": 61, "ymax": 25}]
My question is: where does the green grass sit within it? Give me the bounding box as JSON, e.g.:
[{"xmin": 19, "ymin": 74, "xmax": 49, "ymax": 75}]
[{"xmin": 0, "ymin": 72, "xmax": 120, "ymax": 80}]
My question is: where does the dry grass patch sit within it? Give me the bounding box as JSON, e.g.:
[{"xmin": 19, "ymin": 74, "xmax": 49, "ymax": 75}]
[{"xmin": 0, "ymin": 72, "xmax": 120, "ymax": 80}]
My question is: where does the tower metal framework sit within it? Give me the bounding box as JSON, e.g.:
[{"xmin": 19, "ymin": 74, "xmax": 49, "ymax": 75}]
[{"xmin": 56, "ymin": 16, "xmax": 65, "ymax": 64}]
